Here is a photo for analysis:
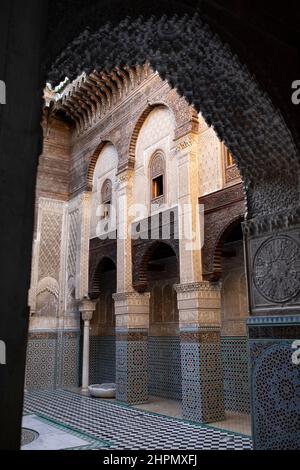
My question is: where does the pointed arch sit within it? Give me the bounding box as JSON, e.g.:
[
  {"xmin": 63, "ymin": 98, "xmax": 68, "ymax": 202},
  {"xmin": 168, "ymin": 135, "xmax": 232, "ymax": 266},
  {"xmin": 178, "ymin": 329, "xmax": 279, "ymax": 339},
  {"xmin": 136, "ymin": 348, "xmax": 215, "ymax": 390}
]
[
  {"xmin": 128, "ymin": 102, "xmax": 177, "ymax": 167},
  {"xmin": 212, "ymin": 216, "xmax": 244, "ymax": 281},
  {"xmin": 86, "ymin": 140, "xmax": 114, "ymax": 190},
  {"xmin": 136, "ymin": 240, "xmax": 178, "ymax": 291}
]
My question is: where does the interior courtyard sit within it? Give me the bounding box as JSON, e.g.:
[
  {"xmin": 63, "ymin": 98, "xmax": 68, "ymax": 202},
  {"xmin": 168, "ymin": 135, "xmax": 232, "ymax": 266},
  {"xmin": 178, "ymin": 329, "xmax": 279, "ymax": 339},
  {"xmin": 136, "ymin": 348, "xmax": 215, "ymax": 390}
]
[
  {"xmin": 0, "ymin": 1, "xmax": 299, "ymax": 452},
  {"xmin": 21, "ymin": 66, "xmax": 252, "ymax": 449}
]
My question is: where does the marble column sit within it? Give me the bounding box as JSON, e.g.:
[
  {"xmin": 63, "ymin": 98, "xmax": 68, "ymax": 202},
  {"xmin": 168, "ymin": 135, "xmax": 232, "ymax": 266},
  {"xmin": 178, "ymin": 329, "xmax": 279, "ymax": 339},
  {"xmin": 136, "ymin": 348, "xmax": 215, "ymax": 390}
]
[
  {"xmin": 79, "ymin": 298, "xmax": 96, "ymax": 391},
  {"xmin": 244, "ymin": 216, "xmax": 300, "ymax": 449},
  {"xmin": 175, "ymin": 281, "xmax": 225, "ymax": 422}
]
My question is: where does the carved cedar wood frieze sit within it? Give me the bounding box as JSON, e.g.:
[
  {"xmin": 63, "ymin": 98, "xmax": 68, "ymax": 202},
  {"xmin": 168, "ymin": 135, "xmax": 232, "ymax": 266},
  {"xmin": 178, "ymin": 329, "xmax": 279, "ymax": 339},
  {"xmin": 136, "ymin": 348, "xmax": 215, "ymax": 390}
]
[{"xmin": 199, "ymin": 183, "xmax": 245, "ymax": 279}]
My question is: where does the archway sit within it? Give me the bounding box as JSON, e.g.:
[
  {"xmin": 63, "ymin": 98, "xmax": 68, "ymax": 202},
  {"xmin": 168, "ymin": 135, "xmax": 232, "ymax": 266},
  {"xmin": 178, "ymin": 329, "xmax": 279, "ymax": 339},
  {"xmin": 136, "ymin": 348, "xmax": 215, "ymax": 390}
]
[
  {"xmin": 219, "ymin": 220, "xmax": 251, "ymax": 435},
  {"xmin": 88, "ymin": 257, "xmax": 117, "ymax": 386},
  {"xmin": 143, "ymin": 242, "xmax": 181, "ymax": 407}
]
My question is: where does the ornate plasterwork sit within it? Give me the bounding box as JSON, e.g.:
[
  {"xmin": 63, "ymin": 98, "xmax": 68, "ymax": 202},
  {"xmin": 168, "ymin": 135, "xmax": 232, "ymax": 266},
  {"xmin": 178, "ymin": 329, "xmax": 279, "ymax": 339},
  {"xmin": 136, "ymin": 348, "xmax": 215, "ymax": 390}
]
[
  {"xmin": 77, "ymin": 191, "xmax": 92, "ymax": 299},
  {"xmin": 37, "ymin": 199, "xmax": 64, "ymax": 282},
  {"xmin": 101, "ymin": 179, "xmax": 112, "ymax": 203},
  {"xmin": 150, "ymin": 150, "xmax": 165, "ymax": 178},
  {"xmin": 36, "ymin": 276, "xmax": 59, "ymax": 298},
  {"xmin": 112, "ymin": 291, "xmax": 151, "ymax": 303},
  {"xmin": 29, "ymin": 197, "xmax": 68, "ymax": 326},
  {"xmin": 65, "ymin": 201, "xmax": 80, "ymax": 314},
  {"xmin": 175, "ymin": 134, "xmax": 195, "ymax": 152},
  {"xmin": 67, "ymin": 208, "xmax": 79, "ymax": 279},
  {"xmin": 113, "ymin": 292, "xmax": 150, "ymax": 329},
  {"xmin": 115, "ymin": 169, "xmax": 133, "ymax": 188},
  {"xmin": 174, "ymin": 281, "xmax": 221, "ymax": 294},
  {"xmin": 47, "ymin": 13, "xmax": 300, "ymax": 218},
  {"xmin": 174, "ymin": 282, "xmax": 222, "ymax": 328},
  {"xmin": 35, "ymin": 277, "xmax": 59, "ymax": 318},
  {"xmin": 198, "ymin": 127, "xmax": 222, "ymax": 196}
]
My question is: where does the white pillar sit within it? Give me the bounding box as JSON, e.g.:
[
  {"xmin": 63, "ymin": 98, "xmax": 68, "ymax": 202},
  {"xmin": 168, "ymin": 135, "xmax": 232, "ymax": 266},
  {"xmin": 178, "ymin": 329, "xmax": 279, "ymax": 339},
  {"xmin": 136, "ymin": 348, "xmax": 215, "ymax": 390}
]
[{"xmin": 79, "ymin": 298, "xmax": 96, "ymax": 391}]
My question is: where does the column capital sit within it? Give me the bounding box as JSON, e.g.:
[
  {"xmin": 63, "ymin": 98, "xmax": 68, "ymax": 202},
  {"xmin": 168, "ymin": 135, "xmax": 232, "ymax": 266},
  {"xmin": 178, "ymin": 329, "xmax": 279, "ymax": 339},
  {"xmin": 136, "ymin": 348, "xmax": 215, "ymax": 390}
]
[
  {"xmin": 175, "ymin": 281, "xmax": 222, "ymax": 329},
  {"xmin": 115, "ymin": 168, "xmax": 134, "ymax": 190},
  {"xmin": 174, "ymin": 281, "xmax": 221, "ymax": 295},
  {"xmin": 79, "ymin": 297, "xmax": 96, "ymax": 321},
  {"xmin": 174, "ymin": 132, "xmax": 198, "ymax": 157},
  {"xmin": 78, "ymin": 189, "xmax": 92, "ymax": 203},
  {"xmin": 112, "ymin": 291, "xmax": 151, "ymax": 303},
  {"xmin": 113, "ymin": 291, "xmax": 150, "ymax": 329}
]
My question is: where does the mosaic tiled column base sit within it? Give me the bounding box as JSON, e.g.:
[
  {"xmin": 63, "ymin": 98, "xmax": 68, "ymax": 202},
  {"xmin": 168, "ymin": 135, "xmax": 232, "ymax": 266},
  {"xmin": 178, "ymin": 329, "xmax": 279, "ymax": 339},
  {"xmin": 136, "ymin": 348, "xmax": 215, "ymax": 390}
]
[
  {"xmin": 25, "ymin": 330, "xmax": 81, "ymax": 390},
  {"xmin": 113, "ymin": 292, "xmax": 150, "ymax": 404},
  {"xmin": 221, "ymin": 336, "xmax": 250, "ymax": 413},
  {"xmin": 180, "ymin": 328, "xmax": 225, "ymax": 422},
  {"xmin": 116, "ymin": 329, "xmax": 148, "ymax": 404},
  {"xmin": 175, "ymin": 282, "xmax": 225, "ymax": 423},
  {"xmin": 248, "ymin": 315, "xmax": 300, "ymax": 450}
]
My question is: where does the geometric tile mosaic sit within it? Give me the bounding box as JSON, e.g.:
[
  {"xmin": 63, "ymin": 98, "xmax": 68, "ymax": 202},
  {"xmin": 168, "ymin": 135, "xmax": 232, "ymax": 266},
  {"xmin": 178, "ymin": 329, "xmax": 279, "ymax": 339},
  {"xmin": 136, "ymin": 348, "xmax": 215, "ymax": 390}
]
[
  {"xmin": 25, "ymin": 338, "xmax": 57, "ymax": 390},
  {"xmin": 89, "ymin": 336, "xmax": 115, "ymax": 384},
  {"xmin": 249, "ymin": 339, "xmax": 300, "ymax": 450},
  {"xmin": 62, "ymin": 335, "xmax": 80, "ymax": 388},
  {"xmin": 26, "ymin": 333, "xmax": 251, "ymax": 418},
  {"xmin": 181, "ymin": 331, "xmax": 225, "ymax": 423},
  {"xmin": 116, "ymin": 335, "xmax": 148, "ymax": 404},
  {"xmin": 23, "ymin": 389, "xmax": 252, "ymax": 449},
  {"xmin": 25, "ymin": 333, "xmax": 80, "ymax": 391},
  {"xmin": 221, "ymin": 337, "xmax": 250, "ymax": 414},
  {"xmin": 149, "ymin": 336, "xmax": 182, "ymax": 400}
]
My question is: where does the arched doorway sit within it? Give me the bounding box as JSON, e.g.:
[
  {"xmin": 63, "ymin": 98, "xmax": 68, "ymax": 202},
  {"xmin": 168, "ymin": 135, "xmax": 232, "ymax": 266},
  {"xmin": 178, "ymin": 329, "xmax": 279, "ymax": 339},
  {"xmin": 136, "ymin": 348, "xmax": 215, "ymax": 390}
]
[
  {"xmin": 144, "ymin": 242, "xmax": 181, "ymax": 405},
  {"xmin": 88, "ymin": 257, "xmax": 116, "ymax": 385},
  {"xmin": 219, "ymin": 221, "xmax": 251, "ymax": 434}
]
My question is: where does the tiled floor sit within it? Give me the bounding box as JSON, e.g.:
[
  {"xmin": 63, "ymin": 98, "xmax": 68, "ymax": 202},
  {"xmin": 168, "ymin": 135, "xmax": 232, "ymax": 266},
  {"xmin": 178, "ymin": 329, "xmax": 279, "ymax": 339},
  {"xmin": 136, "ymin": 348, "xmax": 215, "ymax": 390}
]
[
  {"xmin": 134, "ymin": 396, "xmax": 252, "ymax": 436},
  {"xmin": 23, "ymin": 389, "xmax": 252, "ymax": 450},
  {"xmin": 134, "ymin": 396, "xmax": 182, "ymax": 418}
]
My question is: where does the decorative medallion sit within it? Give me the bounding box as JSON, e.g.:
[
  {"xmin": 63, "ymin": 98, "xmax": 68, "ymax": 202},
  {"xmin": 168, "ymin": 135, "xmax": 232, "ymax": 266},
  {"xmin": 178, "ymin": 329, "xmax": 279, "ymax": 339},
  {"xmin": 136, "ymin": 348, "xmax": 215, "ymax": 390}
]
[{"xmin": 253, "ymin": 236, "xmax": 300, "ymax": 303}]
